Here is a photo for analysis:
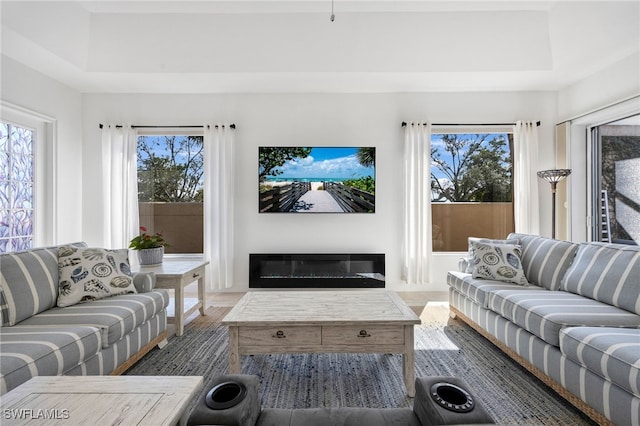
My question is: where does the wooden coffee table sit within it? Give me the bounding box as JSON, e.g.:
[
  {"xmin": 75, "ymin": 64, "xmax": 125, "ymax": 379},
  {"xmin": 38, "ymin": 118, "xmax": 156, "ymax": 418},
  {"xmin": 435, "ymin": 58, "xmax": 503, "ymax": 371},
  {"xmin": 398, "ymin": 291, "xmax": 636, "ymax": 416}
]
[
  {"xmin": 0, "ymin": 376, "xmax": 203, "ymax": 425},
  {"xmin": 222, "ymin": 290, "xmax": 421, "ymax": 396}
]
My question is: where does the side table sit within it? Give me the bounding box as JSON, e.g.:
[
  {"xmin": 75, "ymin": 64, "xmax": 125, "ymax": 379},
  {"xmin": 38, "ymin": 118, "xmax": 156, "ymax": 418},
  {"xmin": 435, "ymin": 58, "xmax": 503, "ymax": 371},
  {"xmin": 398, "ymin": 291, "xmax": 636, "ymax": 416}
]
[{"xmin": 135, "ymin": 259, "xmax": 209, "ymax": 336}]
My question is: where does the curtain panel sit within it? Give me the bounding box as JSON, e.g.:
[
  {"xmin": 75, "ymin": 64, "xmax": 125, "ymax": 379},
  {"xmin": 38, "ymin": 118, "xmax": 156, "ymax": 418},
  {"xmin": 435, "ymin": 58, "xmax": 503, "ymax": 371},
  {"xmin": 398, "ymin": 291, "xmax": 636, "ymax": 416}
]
[
  {"xmin": 101, "ymin": 125, "xmax": 139, "ymax": 249},
  {"xmin": 513, "ymin": 121, "xmax": 540, "ymax": 235},
  {"xmin": 402, "ymin": 122, "xmax": 432, "ymax": 285},
  {"xmin": 204, "ymin": 125, "xmax": 235, "ymax": 290}
]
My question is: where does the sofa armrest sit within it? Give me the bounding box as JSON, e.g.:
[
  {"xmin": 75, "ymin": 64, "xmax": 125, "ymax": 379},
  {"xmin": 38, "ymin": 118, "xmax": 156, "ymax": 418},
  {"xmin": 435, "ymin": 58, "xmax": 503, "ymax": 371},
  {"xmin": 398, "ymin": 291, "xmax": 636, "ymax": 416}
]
[{"xmin": 132, "ymin": 272, "xmax": 156, "ymax": 293}]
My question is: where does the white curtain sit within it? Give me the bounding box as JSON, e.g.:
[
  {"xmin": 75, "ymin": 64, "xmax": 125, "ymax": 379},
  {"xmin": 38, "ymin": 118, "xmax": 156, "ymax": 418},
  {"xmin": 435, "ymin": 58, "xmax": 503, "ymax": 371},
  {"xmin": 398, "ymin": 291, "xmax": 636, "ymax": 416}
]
[
  {"xmin": 513, "ymin": 121, "xmax": 540, "ymax": 235},
  {"xmin": 203, "ymin": 125, "xmax": 235, "ymax": 290},
  {"xmin": 101, "ymin": 125, "xmax": 139, "ymax": 249},
  {"xmin": 402, "ymin": 122, "xmax": 432, "ymax": 285}
]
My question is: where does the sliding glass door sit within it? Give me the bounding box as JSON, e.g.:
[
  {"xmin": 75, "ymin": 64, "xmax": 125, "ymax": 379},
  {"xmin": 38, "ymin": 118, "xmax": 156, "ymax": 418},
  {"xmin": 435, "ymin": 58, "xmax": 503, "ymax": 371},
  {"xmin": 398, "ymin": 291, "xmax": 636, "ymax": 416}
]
[{"xmin": 590, "ymin": 115, "xmax": 640, "ymax": 245}]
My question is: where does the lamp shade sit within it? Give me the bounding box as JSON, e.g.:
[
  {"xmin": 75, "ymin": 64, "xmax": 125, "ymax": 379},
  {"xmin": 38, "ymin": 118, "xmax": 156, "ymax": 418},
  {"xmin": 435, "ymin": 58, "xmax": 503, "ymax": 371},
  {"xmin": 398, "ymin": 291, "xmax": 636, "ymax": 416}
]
[{"xmin": 537, "ymin": 169, "xmax": 571, "ymax": 183}]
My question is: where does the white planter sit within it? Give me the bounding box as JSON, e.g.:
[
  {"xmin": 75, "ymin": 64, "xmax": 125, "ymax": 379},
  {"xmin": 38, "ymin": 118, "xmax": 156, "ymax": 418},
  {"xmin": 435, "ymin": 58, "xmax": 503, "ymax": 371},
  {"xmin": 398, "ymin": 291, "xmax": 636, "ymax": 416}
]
[{"xmin": 138, "ymin": 247, "xmax": 164, "ymax": 265}]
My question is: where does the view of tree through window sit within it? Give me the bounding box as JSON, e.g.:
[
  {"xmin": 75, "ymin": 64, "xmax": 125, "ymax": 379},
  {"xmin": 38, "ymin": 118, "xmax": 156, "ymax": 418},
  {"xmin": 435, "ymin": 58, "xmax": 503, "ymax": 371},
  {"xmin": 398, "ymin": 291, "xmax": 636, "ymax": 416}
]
[
  {"xmin": 137, "ymin": 135, "xmax": 204, "ymax": 253},
  {"xmin": 0, "ymin": 123, "xmax": 34, "ymax": 252},
  {"xmin": 430, "ymin": 133, "xmax": 515, "ymax": 252},
  {"xmin": 431, "ymin": 133, "xmax": 513, "ymax": 202},
  {"xmin": 137, "ymin": 135, "xmax": 204, "ymax": 202}
]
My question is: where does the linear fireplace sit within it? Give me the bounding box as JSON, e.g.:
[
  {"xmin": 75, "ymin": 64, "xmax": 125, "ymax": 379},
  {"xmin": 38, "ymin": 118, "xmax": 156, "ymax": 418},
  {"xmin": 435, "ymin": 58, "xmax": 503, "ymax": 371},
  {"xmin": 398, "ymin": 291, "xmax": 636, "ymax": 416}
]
[{"xmin": 249, "ymin": 253, "xmax": 385, "ymax": 288}]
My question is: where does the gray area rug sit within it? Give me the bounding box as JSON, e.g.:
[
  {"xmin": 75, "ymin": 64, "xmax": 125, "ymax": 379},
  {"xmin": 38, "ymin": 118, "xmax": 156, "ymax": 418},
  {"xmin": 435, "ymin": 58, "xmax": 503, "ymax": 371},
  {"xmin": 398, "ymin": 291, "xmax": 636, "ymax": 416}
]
[{"xmin": 125, "ymin": 306, "xmax": 595, "ymax": 425}]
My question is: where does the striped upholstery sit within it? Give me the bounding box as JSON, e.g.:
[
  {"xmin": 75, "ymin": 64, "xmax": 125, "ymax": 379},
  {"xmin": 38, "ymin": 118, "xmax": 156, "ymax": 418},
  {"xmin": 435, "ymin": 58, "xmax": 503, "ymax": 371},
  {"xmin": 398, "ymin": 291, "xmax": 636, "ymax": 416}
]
[
  {"xmin": 508, "ymin": 233, "xmax": 578, "ymax": 290},
  {"xmin": 0, "ymin": 286, "xmax": 8, "ymax": 327},
  {"xmin": 66, "ymin": 310, "xmax": 167, "ymax": 378},
  {"xmin": 560, "ymin": 327, "xmax": 640, "ymax": 398},
  {"xmin": 488, "ymin": 289, "xmax": 640, "ymax": 346},
  {"xmin": 449, "ymin": 289, "xmax": 640, "ymax": 425},
  {"xmin": 447, "ymin": 271, "xmax": 545, "ymax": 308},
  {"xmin": 560, "ymin": 242, "xmax": 640, "ymax": 315},
  {"xmin": 132, "ymin": 272, "xmax": 156, "ymax": 293},
  {"xmin": 19, "ymin": 290, "xmax": 169, "ymax": 348},
  {"xmin": 0, "ymin": 325, "xmax": 102, "ymax": 394},
  {"xmin": 0, "ymin": 242, "xmax": 87, "ymax": 326}
]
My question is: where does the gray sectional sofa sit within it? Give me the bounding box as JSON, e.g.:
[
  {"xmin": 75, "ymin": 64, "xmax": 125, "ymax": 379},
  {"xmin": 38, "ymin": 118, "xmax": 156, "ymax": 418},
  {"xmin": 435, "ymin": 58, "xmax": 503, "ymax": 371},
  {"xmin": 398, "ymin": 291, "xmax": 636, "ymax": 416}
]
[
  {"xmin": 0, "ymin": 243, "xmax": 169, "ymax": 394},
  {"xmin": 448, "ymin": 233, "xmax": 640, "ymax": 425}
]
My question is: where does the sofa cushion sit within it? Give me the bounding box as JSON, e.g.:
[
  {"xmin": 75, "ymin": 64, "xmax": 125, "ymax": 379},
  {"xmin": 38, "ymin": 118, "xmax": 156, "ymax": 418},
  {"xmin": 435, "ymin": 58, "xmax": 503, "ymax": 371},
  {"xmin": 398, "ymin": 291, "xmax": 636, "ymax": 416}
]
[
  {"xmin": 488, "ymin": 289, "xmax": 640, "ymax": 346},
  {"xmin": 0, "ymin": 242, "xmax": 87, "ymax": 326},
  {"xmin": 0, "ymin": 325, "xmax": 102, "ymax": 394},
  {"xmin": 57, "ymin": 246, "xmax": 137, "ymax": 307},
  {"xmin": 18, "ymin": 290, "xmax": 169, "ymax": 348},
  {"xmin": 447, "ymin": 271, "xmax": 545, "ymax": 308},
  {"xmin": 560, "ymin": 327, "xmax": 640, "ymax": 398},
  {"xmin": 469, "ymin": 241, "xmax": 528, "ymax": 285},
  {"xmin": 560, "ymin": 242, "xmax": 640, "ymax": 315},
  {"xmin": 508, "ymin": 233, "xmax": 578, "ymax": 291}
]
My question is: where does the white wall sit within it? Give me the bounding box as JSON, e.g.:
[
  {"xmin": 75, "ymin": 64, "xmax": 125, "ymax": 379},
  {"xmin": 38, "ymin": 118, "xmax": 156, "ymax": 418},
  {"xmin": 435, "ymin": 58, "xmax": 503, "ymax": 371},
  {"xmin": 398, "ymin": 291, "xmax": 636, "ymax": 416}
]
[
  {"xmin": 0, "ymin": 55, "xmax": 84, "ymax": 244},
  {"xmin": 82, "ymin": 91, "xmax": 556, "ymax": 292},
  {"xmin": 557, "ymin": 53, "xmax": 640, "ymax": 243}
]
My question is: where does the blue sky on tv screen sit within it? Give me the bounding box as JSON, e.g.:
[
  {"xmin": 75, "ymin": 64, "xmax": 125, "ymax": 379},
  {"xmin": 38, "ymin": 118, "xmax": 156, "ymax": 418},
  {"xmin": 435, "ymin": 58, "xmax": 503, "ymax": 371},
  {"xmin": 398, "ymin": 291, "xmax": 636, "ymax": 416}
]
[{"xmin": 268, "ymin": 147, "xmax": 374, "ymax": 181}]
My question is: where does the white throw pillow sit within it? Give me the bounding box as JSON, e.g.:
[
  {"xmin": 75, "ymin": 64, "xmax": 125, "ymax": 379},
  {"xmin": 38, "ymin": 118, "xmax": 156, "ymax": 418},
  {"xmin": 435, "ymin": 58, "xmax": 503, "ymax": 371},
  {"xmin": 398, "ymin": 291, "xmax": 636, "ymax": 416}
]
[
  {"xmin": 469, "ymin": 240, "xmax": 528, "ymax": 285},
  {"xmin": 466, "ymin": 237, "xmax": 520, "ymax": 273},
  {"xmin": 57, "ymin": 246, "xmax": 137, "ymax": 307}
]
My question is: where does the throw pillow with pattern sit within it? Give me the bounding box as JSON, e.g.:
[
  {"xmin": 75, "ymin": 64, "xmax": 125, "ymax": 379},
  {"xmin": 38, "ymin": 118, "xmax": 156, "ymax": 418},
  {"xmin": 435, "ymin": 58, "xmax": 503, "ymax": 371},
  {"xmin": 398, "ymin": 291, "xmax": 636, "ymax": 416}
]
[
  {"xmin": 57, "ymin": 246, "xmax": 137, "ymax": 307},
  {"xmin": 470, "ymin": 240, "xmax": 529, "ymax": 285},
  {"xmin": 465, "ymin": 237, "xmax": 519, "ymax": 273}
]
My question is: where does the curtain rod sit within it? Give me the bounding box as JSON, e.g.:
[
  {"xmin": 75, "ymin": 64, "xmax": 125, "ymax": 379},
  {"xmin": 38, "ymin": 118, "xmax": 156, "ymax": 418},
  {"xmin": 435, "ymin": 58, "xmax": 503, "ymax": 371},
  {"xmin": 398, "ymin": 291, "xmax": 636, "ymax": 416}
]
[
  {"xmin": 401, "ymin": 121, "xmax": 540, "ymax": 127},
  {"xmin": 98, "ymin": 124, "xmax": 236, "ymax": 129}
]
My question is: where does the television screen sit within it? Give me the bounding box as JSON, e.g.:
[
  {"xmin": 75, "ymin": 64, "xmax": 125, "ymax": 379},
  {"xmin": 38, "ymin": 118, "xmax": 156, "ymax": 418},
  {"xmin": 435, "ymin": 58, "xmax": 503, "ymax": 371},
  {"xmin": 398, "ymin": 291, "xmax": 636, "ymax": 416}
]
[{"xmin": 259, "ymin": 147, "xmax": 375, "ymax": 213}]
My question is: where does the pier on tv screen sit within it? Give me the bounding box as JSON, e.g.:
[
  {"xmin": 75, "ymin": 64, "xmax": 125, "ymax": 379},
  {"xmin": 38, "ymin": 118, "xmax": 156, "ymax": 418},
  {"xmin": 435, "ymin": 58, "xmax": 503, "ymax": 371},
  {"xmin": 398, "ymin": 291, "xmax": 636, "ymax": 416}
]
[{"xmin": 258, "ymin": 146, "xmax": 375, "ymax": 213}]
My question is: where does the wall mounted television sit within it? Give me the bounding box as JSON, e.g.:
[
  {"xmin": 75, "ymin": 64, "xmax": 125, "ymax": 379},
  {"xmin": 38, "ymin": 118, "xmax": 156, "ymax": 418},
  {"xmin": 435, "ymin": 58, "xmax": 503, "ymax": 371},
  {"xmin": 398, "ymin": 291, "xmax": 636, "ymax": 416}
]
[{"xmin": 259, "ymin": 146, "xmax": 375, "ymax": 213}]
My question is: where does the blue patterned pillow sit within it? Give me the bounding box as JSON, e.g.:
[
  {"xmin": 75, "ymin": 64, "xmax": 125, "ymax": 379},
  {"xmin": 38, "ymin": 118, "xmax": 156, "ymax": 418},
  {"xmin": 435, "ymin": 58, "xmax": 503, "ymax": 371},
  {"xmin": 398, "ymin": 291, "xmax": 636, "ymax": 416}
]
[
  {"xmin": 470, "ymin": 241, "xmax": 529, "ymax": 285},
  {"xmin": 57, "ymin": 246, "xmax": 137, "ymax": 307}
]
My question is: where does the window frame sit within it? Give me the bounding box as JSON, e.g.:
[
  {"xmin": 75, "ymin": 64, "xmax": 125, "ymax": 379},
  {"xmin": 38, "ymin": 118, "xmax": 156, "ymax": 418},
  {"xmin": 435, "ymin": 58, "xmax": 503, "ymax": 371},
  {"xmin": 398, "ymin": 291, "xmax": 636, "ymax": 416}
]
[
  {"xmin": 430, "ymin": 125, "xmax": 515, "ymax": 253},
  {"xmin": 135, "ymin": 128, "xmax": 205, "ymax": 255},
  {"xmin": 1, "ymin": 101, "xmax": 55, "ymax": 250}
]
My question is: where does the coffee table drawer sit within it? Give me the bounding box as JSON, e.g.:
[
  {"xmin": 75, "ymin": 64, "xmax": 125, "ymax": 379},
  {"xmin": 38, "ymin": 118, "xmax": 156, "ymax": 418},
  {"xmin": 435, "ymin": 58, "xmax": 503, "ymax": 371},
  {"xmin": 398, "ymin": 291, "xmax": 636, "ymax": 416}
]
[
  {"xmin": 239, "ymin": 326, "xmax": 321, "ymax": 346},
  {"xmin": 322, "ymin": 325, "xmax": 405, "ymax": 345}
]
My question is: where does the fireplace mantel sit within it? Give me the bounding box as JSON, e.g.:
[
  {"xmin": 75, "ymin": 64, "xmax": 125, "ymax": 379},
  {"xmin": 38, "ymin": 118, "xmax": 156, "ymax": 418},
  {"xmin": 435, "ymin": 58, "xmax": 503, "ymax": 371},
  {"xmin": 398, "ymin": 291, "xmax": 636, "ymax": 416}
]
[{"xmin": 249, "ymin": 253, "xmax": 385, "ymax": 288}]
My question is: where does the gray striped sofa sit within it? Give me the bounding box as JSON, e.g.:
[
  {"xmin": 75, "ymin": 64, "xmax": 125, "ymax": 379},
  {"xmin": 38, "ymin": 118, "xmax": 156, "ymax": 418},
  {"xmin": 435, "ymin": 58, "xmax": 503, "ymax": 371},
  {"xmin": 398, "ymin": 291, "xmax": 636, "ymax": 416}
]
[
  {"xmin": 448, "ymin": 233, "xmax": 640, "ymax": 426},
  {"xmin": 0, "ymin": 243, "xmax": 169, "ymax": 394}
]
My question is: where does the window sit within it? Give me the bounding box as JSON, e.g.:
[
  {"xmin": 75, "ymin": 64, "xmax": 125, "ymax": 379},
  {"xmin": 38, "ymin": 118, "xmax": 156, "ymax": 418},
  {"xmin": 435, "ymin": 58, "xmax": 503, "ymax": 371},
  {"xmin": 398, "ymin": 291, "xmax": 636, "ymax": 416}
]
[
  {"xmin": 590, "ymin": 115, "xmax": 640, "ymax": 245},
  {"xmin": 136, "ymin": 134, "xmax": 204, "ymax": 254},
  {"xmin": 0, "ymin": 122, "xmax": 35, "ymax": 252},
  {"xmin": 430, "ymin": 131, "xmax": 515, "ymax": 252}
]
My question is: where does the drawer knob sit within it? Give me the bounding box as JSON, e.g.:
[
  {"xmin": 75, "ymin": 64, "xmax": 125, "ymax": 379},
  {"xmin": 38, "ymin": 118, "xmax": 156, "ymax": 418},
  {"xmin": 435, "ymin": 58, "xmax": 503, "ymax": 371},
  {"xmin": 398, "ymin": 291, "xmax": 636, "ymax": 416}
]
[
  {"xmin": 273, "ymin": 330, "xmax": 286, "ymax": 339},
  {"xmin": 358, "ymin": 330, "xmax": 371, "ymax": 338},
  {"xmin": 193, "ymin": 273, "xmax": 200, "ymax": 278}
]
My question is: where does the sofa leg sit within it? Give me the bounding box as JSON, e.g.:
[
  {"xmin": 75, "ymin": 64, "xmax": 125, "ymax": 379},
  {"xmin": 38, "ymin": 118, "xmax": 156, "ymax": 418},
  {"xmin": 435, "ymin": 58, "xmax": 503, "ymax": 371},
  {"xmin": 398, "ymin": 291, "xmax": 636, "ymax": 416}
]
[
  {"xmin": 449, "ymin": 310, "xmax": 457, "ymax": 319},
  {"xmin": 157, "ymin": 338, "xmax": 168, "ymax": 349}
]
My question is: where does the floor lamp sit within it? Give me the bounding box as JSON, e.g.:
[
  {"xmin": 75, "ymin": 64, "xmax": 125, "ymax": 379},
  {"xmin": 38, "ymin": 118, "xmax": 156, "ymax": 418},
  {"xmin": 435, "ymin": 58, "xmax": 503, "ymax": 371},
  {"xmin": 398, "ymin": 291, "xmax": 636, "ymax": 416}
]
[{"xmin": 537, "ymin": 169, "xmax": 571, "ymax": 239}]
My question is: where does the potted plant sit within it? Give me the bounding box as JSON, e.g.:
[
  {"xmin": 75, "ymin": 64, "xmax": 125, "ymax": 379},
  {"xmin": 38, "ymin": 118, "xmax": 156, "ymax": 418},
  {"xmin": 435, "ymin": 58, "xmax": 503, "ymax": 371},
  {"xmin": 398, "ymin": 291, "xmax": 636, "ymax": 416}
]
[{"xmin": 129, "ymin": 226, "xmax": 169, "ymax": 265}]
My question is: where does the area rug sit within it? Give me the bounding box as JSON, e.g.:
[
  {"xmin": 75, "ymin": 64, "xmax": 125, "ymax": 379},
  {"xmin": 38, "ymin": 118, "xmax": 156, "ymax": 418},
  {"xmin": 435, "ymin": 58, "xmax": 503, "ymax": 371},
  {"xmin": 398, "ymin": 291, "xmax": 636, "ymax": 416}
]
[{"xmin": 125, "ymin": 306, "xmax": 595, "ymax": 425}]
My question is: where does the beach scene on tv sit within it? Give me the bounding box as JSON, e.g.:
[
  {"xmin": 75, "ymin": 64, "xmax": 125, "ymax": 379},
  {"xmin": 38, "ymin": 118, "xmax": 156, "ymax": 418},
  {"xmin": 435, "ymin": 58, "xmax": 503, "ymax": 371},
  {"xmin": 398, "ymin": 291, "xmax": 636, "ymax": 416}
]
[{"xmin": 259, "ymin": 147, "xmax": 375, "ymax": 213}]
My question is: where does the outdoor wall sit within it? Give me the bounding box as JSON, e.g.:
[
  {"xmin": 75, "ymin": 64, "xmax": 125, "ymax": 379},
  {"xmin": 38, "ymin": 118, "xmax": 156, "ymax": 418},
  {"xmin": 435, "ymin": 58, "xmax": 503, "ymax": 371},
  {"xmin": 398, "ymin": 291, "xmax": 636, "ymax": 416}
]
[{"xmin": 82, "ymin": 91, "xmax": 556, "ymax": 292}]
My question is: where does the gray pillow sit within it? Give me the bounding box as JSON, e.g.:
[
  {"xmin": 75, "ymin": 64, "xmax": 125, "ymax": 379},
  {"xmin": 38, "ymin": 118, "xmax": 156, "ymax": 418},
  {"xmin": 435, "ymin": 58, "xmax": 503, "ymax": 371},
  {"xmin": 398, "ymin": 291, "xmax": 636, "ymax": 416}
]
[{"xmin": 470, "ymin": 240, "xmax": 529, "ymax": 285}]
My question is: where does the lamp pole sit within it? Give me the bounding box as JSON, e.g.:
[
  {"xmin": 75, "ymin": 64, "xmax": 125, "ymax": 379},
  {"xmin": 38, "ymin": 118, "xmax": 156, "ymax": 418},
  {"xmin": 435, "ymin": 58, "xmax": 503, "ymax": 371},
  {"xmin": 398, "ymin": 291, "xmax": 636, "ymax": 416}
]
[{"xmin": 537, "ymin": 169, "xmax": 571, "ymax": 239}]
